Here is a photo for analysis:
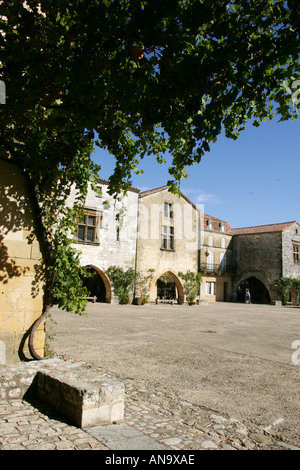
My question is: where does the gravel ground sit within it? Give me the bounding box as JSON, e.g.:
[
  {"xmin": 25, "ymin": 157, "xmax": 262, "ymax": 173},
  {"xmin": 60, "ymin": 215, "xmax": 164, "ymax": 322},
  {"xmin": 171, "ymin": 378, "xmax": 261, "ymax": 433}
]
[{"xmin": 49, "ymin": 301, "xmax": 300, "ymax": 447}]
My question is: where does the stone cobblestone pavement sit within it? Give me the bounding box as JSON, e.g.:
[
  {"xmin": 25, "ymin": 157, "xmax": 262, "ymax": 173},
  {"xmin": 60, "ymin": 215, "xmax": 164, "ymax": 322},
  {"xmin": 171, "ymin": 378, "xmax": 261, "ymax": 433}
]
[
  {"xmin": 123, "ymin": 380, "xmax": 300, "ymax": 451},
  {"xmin": 1, "ymin": 376, "xmax": 299, "ymax": 451},
  {"xmin": 2, "ymin": 302, "xmax": 300, "ymax": 451},
  {"xmin": 0, "ymin": 398, "xmax": 109, "ymax": 450}
]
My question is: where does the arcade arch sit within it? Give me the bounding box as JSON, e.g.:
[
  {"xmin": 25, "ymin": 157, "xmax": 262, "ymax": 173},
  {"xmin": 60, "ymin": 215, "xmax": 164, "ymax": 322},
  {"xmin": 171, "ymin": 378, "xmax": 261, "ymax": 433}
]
[
  {"xmin": 155, "ymin": 271, "xmax": 184, "ymax": 304},
  {"xmin": 236, "ymin": 276, "xmax": 271, "ymax": 304},
  {"xmin": 81, "ymin": 265, "xmax": 111, "ymax": 303}
]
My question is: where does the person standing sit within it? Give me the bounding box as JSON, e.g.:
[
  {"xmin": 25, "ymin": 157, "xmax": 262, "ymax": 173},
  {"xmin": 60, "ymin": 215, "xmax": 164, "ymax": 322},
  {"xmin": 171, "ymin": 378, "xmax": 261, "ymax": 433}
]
[{"xmin": 245, "ymin": 289, "xmax": 251, "ymax": 304}]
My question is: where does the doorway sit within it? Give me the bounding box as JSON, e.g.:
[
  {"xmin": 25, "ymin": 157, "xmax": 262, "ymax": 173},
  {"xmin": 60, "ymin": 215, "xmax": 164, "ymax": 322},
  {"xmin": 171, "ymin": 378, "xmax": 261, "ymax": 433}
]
[
  {"xmin": 157, "ymin": 275, "xmax": 176, "ymax": 300},
  {"xmin": 156, "ymin": 272, "xmax": 184, "ymax": 304},
  {"xmin": 81, "ymin": 266, "xmax": 110, "ymax": 302},
  {"xmin": 237, "ymin": 277, "xmax": 271, "ymax": 304}
]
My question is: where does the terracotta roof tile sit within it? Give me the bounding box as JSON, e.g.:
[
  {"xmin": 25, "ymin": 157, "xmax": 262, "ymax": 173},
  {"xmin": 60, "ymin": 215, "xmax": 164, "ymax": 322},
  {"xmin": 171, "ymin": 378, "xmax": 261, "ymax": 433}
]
[
  {"xmin": 231, "ymin": 221, "xmax": 297, "ymax": 235},
  {"xmin": 204, "ymin": 213, "xmax": 231, "ymax": 233}
]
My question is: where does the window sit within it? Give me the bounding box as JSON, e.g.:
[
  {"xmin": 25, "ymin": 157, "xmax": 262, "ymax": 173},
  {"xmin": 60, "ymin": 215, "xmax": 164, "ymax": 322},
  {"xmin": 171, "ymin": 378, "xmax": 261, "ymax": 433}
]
[
  {"xmin": 293, "ymin": 244, "xmax": 300, "ymax": 263},
  {"xmin": 77, "ymin": 211, "xmax": 99, "ymax": 243},
  {"xmin": 207, "ymin": 219, "xmax": 212, "ymax": 230},
  {"xmin": 221, "ymin": 237, "xmax": 226, "ymax": 248},
  {"xmin": 205, "ymin": 282, "xmax": 215, "ymax": 295},
  {"xmin": 95, "ymin": 183, "xmax": 103, "ymax": 197},
  {"xmin": 220, "ymin": 253, "xmax": 226, "ymax": 272},
  {"xmin": 206, "ymin": 250, "xmax": 214, "ymax": 271},
  {"xmin": 164, "ymin": 203, "xmax": 173, "ymax": 218},
  {"xmin": 208, "ymin": 235, "xmax": 213, "ymax": 247},
  {"xmin": 220, "ymin": 222, "xmax": 225, "ymax": 232},
  {"xmin": 161, "ymin": 225, "xmax": 174, "ymax": 250}
]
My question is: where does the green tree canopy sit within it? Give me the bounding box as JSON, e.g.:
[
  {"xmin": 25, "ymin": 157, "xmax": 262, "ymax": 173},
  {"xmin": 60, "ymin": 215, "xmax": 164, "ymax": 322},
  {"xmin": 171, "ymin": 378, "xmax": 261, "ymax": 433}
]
[
  {"xmin": 0, "ymin": 1, "xmax": 299, "ymax": 356},
  {"xmin": 1, "ymin": 0, "xmax": 299, "ymax": 193}
]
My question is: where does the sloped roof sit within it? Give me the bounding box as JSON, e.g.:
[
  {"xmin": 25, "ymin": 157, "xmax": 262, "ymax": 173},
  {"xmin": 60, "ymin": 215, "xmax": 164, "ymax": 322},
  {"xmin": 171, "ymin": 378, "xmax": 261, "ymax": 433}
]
[
  {"xmin": 95, "ymin": 177, "xmax": 140, "ymax": 193},
  {"xmin": 139, "ymin": 185, "xmax": 170, "ymax": 197},
  {"xmin": 139, "ymin": 185, "xmax": 199, "ymax": 211},
  {"xmin": 231, "ymin": 221, "xmax": 298, "ymax": 235}
]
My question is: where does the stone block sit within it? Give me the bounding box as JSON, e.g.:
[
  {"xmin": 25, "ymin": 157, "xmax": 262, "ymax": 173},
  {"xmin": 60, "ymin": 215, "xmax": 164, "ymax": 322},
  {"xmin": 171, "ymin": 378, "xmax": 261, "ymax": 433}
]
[
  {"xmin": 36, "ymin": 368, "xmax": 124, "ymax": 428},
  {"xmin": 3, "ymin": 239, "xmax": 32, "ymax": 260},
  {"xmin": 0, "ymin": 359, "xmax": 125, "ymax": 428}
]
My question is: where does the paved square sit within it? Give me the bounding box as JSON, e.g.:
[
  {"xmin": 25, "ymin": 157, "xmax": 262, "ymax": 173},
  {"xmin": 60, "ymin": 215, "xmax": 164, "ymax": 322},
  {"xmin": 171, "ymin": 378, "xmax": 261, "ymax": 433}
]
[{"xmin": 50, "ymin": 302, "xmax": 300, "ymax": 445}]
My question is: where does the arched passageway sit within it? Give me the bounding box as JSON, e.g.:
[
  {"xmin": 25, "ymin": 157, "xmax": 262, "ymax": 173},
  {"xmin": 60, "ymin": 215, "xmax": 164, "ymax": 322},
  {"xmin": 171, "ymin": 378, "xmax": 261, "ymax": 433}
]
[
  {"xmin": 237, "ymin": 277, "xmax": 271, "ymax": 304},
  {"xmin": 156, "ymin": 271, "xmax": 184, "ymax": 304},
  {"xmin": 81, "ymin": 266, "xmax": 111, "ymax": 303}
]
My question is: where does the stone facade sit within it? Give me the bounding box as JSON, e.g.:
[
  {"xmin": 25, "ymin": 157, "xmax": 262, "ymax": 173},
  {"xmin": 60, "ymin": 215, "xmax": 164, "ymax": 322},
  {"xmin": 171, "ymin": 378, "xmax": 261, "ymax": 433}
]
[
  {"xmin": 200, "ymin": 214, "xmax": 233, "ymax": 302},
  {"xmin": 69, "ymin": 184, "xmax": 234, "ymax": 305},
  {"xmin": 232, "ymin": 222, "xmax": 300, "ymax": 303},
  {"xmin": 0, "ymin": 159, "xmax": 45, "ymax": 364},
  {"xmin": 69, "ymin": 183, "xmax": 300, "ymax": 306},
  {"xmin": 68, "ymin": 180, "xmax": 139, "ymax": 302},
  {"xmin": 282, "ymin": 222, "xmax": 300, "ymax": 278},
  {"xmin": 136, "ymin": 186, "xmax": 201, "ymax": 303}
]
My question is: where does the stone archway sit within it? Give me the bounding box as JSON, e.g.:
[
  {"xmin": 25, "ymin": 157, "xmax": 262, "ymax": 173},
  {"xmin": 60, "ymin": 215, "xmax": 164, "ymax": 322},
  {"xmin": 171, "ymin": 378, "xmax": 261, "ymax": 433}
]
[
  {"xmin": 155, "ymin": 271, "xmax": 184, "ymax": 304},
  {"xmin": 237, "ymin": 276, "xmax": 271, "ymax": 304},
  {"xmin": 82, "ymin": 265, "xmax": 111, "ymax": 303}
]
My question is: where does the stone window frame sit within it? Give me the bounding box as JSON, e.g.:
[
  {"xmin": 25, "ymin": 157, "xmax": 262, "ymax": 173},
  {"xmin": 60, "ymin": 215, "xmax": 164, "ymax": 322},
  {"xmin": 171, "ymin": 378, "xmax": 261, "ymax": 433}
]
[
  {"xmin": 220, "ymin": 252, "xmax": 227, "ymax": 272},
  {"xmin": 161, "ymin": 225, "xmax": 175, "ymax": 251},
  {"xmin": 293, "ymin": 243, "xmax": 300, "ymax": 263},
  {"xmin": 95, "ymin": 183, "xmax": 103, "ymax": 198},
  {"xmin": 206, "ymin": 250, "xmax": 214, "ymax": 271},
  {"xmin": 76, "ymin": 209, "xmax": 101, "ymax": 245},
  {"xmin": 205, "ymin": 281, "xmax": 215, "ymax": 295},
  {"xmin": 164, "ymin": 202, "xmax": 174, "ymax": 219},
  {"xmin": 207, "ymin": 218, "xmax": 212, "ymax": 230}
]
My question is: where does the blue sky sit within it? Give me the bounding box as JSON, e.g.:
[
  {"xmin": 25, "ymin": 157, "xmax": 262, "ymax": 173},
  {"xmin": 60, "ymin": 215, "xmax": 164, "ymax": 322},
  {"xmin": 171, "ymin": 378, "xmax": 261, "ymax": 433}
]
[{"xmin": 92, "ymin": 116, "xmax": 299, "ymax": 229}]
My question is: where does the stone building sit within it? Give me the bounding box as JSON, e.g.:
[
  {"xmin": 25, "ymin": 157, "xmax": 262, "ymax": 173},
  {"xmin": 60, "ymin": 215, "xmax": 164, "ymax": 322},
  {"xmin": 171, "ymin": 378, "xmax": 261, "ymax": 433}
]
[
  {"xmin": 68, "ymin": 179, "xmax": 139, "ymax": 303},
  {"xmin": 0, "ymin": 159, "xmax": 45, "ymax": 364},
  {"xmin": 136, "ymin": 186, "xmax": 201, "ymax": 304},
  {"xmin": 200, "ymin": 214, "xmax": 234, "ymax": 302},
  {"xmin": 231, "ymin": 221, "xmax": 300, "ymax": 304},
  {"xmin": 135, "ymin": 186, "xmax": 235, "ymax": 304},
  {"xmin": 70, "ymin": 182, "xmax": 300, "ymax": 306}
]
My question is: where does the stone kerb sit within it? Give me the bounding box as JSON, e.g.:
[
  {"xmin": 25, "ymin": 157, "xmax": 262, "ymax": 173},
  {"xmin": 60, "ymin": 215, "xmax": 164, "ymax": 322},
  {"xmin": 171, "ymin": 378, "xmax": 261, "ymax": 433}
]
[{"xmin": 0, "ymin": 358, "xmax": 124, "ymax": 428}]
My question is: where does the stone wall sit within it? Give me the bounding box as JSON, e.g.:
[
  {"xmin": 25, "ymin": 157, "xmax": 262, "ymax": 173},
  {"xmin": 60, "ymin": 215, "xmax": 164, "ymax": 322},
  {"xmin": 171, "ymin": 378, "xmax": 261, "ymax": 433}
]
[
  {"xmin": 282, "ymin": 222, "xmax": 300, "ymax": 278},
  {"xmin": 0, "ymin": 159, "xmax": 45, "ymax": 364},
  {"xmin": 232, "ymin": 231, "xmax": 283, "ymax": 301},
  {"xmin": 67, "ymin": 180, "xmax": 139, "ymax": 302},
  {"xmin": 199, "ymin": 222, "xmax": 233, "ymax": 302},
  {"xmin": 136, "ymin": 188, "xmax": 200, "ymax": 303}
]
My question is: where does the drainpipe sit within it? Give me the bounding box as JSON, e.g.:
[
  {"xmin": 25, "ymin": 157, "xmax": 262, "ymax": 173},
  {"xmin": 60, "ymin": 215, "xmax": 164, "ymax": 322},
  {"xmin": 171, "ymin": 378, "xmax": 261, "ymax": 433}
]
[{"xmin": 133, "ymin": 195, "xmax": 140, "ymax": 301}]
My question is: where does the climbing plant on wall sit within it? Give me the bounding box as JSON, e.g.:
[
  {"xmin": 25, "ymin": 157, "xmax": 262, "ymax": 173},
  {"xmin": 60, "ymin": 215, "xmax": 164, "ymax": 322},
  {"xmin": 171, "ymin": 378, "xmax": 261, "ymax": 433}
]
[
  {"xmin": 106, "ymin": 266, "xmax": 137, "ymax": 304},
  {"xmin": 178, "ymin": 270, "xmax": 202, "ymax": 305},
  {"xmin": 273, "ymin": 278, "xmax": 300, "ymax": 305}
]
